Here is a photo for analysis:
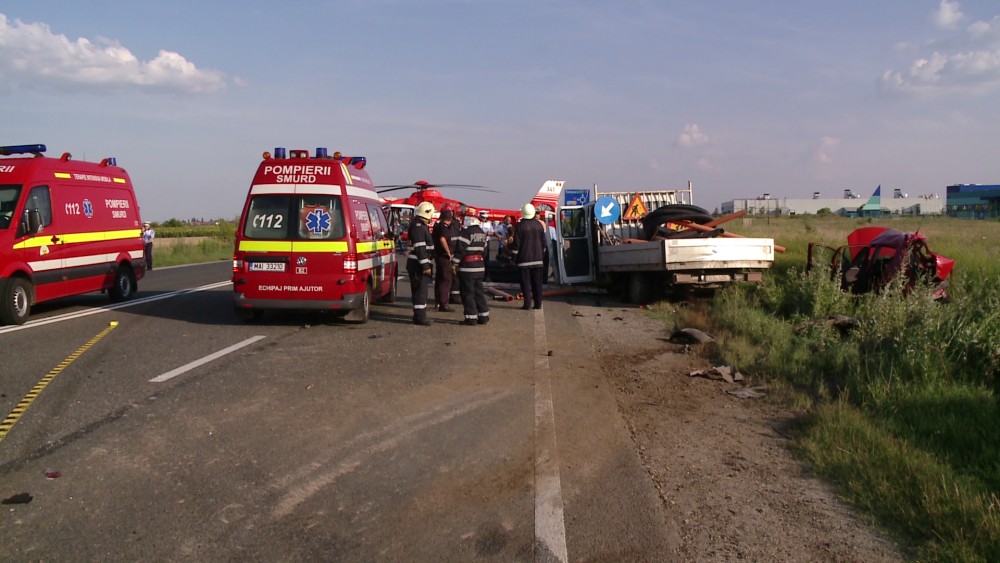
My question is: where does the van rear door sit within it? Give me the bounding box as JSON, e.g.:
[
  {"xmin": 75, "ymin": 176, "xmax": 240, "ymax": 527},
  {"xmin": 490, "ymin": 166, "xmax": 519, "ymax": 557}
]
[
  {"xmin": 240, "ymin": 193, "xmax": 293, "ymax": 298},
  {"xmin": 290, "ymin": 194, "xmax": 350, "ymax": 301}
]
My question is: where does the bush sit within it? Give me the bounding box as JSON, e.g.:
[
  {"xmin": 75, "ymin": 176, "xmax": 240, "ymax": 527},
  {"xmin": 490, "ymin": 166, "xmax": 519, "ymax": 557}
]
[{"xmin": 816, "ymin": 207, "xmax": 832, "ymax": 217}]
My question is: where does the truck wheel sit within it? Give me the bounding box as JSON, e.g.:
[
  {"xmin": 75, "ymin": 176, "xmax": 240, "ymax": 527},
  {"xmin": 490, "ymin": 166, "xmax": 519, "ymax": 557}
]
[
  {"xmin": 110, "ymin": 265, "xmax": 136, "ymax": 302},
  {"xmin": 345, "ymin": 284, "xmax": 372, "ymax": 324},
  {"xmin": 0, "ymin": 277, "xmax": 32, "ymax": 326},
  {"xmin": 628, "ymin": 272, "xmax": 655, "ymax": 305}
]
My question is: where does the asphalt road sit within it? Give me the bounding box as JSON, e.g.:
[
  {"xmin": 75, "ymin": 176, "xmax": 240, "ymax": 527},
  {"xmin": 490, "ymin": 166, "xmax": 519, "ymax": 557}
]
[{"xmin": 0, "ymin": 260, "xmax": 674, "ymax": 562}]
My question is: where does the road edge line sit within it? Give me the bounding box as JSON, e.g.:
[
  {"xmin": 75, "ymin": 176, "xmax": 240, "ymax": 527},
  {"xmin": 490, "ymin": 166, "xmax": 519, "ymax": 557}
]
[{"xmin": 534, "ymin": 307, "xmax": 569, "ymax": 563}]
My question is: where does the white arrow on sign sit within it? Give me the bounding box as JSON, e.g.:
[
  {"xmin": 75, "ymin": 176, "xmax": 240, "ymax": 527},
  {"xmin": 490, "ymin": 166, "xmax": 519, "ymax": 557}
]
[{"xmin": 600, "ymin": 202, "xmax": 615, "ymax": 218}]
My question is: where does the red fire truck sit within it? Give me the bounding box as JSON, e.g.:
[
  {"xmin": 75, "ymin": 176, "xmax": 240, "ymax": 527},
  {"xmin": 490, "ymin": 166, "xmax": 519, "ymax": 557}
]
[
  {"xmin": 232, "ymin": 148, "xmax": 396, "ymax": 323},
  {"xmin": 0, "ymin": 144, "xmax": 145, "ymax": 325}
]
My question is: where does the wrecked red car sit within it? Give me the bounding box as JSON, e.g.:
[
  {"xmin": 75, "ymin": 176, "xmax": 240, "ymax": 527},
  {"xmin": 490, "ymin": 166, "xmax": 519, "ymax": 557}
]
[{"xmin": 807, "ymin": 227, "xmax": 955, "ymax": 300}]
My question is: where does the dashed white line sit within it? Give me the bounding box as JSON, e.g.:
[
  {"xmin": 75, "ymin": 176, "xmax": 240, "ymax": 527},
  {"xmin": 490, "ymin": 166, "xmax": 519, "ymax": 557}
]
[
  {"xmin": 534, "ymin": 308, "xmax": 569, "ymax": 563},
  {"xmin": 0, "ymin": 280, "xmax": 231, "ymax": 335},
  {"xmin": 149, "ymin": 336, "xmax": 266, "ymax": 383}
]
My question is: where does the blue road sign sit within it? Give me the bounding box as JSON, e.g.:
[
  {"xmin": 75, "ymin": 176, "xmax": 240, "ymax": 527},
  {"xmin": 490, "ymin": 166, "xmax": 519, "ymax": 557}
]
[
  {"xmin": 595, "ymin": 196, "xmax": 621, "ymax": 225},
  {"xmin": 564, "ymin": 189, "xmax": 590, "ymax": 206}
]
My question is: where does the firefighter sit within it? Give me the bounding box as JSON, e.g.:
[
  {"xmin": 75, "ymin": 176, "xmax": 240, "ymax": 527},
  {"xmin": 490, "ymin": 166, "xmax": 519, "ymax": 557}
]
[
  {"xmin": 407, "ymin": 202, "xmax": 436, "ymax": 325},
  {"xmin": 511, "ymin": 203, "xmax": 546, "ymax": 310},
  {"xmin": 432, "ymin": 208, "xmax": 456, "ymax": 312},
  {"xmin": 451, "ymin": 207, "xmax": 490, "ymax": 326}
]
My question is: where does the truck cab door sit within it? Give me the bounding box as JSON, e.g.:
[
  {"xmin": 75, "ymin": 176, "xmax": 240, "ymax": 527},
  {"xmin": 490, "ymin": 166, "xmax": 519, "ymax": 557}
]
[{"xmin": 558, "ymin": 205, "xmax": 595, "ymax": 284}]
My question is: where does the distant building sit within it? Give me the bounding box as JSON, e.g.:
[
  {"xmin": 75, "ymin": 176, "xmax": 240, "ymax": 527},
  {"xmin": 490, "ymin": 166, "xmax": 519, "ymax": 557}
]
[
  {"xmin": 722, "ymin": 188, "xmax": 943, "ymax": 217},
  {"xmin": 945, "ymin": 184, "xmax": 1000, "ymax": 219}
]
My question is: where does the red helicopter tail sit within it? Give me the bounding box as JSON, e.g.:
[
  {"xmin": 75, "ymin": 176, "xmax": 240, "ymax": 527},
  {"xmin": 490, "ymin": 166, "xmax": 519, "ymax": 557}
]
[{"xmin": 529, "ymin": 180, "xmax": 565, "ymax": 212}]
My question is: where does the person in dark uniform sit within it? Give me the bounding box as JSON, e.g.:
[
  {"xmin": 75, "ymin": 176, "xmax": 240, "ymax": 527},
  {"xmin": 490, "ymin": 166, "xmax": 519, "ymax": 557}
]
[
  {"xmin": 451, "ymin": 207, "xmax": 490, "ymax": 326},
  {"xmin": 511, "ymin": 203, "xmax": 546, "ymax": 310},
  {"xmin": 432, "ymin": 208, "xmax": 456, "ymax": 312},
  {"xmin": 407, "ymin": 202, "xmax": 436, "ymax": 325},
  {"xmin": 447, "ymin": 208, "xmax": 463, "ymax": 305}
]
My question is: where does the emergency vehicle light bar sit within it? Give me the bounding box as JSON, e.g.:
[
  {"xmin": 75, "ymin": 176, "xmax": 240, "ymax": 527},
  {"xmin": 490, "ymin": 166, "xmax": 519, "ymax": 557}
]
[
  {"xmin": 316, "ymin": 147, "xmax": 328, "ymax": 158},
  {"xmin": 274, "ymin": 147, "xmax": 287, "ymax": 159},
  {"xmin": 290, "ymin": 149, "xmax": 309, "ymax": 158},
  {"xmin": 0, "ymin": 144, "xmax": 47, "ymax": 156}
]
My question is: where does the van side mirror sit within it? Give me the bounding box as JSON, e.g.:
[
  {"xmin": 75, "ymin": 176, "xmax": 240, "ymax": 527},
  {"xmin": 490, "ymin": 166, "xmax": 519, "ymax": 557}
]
[
  {"xmin": 20, "ymin": 209, "xmax": 42, "ymax": 237},
  {"xmin": 376, "ymin": 229, "xmax": 386, "ymax": 240}
]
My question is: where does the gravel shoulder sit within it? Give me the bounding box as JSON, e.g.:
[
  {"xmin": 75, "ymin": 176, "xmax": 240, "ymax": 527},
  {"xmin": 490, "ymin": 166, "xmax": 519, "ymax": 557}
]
[{"xmin": 567, "ymin": 295, "xmax": 906, "ymax": 563}]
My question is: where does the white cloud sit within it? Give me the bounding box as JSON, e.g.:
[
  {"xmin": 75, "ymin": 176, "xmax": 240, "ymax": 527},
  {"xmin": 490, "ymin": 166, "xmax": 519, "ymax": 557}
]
[
  {"xmin": 677, "ymin": 124, "xmax": 709, "ymax": 147},
  {"xmin": 879, "ymin": 49, "xmax": 1000, "ymax": 97},
  {"xmin": 0, "ymin": 14, "xmax": 227, "ymax": 95},
  {"xmin": 879, "ymin": 9, "xmax": 1000, "ymax": 97},
  {"xmin": 817, "ymin": 137, "xmax": 840, "ymax": 163},
  {"xmin": 931, "ymin": 0, "xmax": 965, "ymax": 30}
]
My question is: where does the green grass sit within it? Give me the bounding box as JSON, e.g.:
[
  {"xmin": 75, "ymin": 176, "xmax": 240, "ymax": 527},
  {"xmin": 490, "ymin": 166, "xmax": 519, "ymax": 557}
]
[
  {"xmin": 649, "ymin": 215, "xmax": 1000, "ymax": 561},
  {"xmin": 155, "ymin": 237, "xmax": 234, "ymax": 267}
]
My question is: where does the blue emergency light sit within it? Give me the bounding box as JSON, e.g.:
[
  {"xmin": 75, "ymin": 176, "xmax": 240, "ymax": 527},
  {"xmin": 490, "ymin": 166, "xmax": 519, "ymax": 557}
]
[
  {"xmin": 107, "ymin": 157, "xmax": 117, "ymax": 166},
  {"xmin": 274, "ymin": 147, "xmax": 287, "ymax": 159},
  {"xmin": 350, "ymin": 156, "xmax": 366, "ymax": 169},
  {"xmin": 0, "ymin": 144, "xmax": 47, "ymax": 156},
  {"xmin": 316, "ymin": 147, "xmax": 328, "ymax": 158}
]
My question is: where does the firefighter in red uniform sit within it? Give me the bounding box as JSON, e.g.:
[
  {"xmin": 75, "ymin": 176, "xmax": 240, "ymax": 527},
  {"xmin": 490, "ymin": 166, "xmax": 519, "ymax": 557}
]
[
  {"xmin": 407, "ymin": 202, "xmax": 435, "ymax": 325},
  {"xmin": 451, "ymin": 207, "xmax": 490, "ymax": 326}
]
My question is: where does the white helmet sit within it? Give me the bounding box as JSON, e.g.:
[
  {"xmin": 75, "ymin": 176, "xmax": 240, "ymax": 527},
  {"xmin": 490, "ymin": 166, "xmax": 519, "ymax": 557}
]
[
  {"xmin": 521, "ymin": 203, "xmax": 536, "ymax": 220},
  {"xmin": 415, "ymin": 202, "xmax": 435, "ymax": 221}
]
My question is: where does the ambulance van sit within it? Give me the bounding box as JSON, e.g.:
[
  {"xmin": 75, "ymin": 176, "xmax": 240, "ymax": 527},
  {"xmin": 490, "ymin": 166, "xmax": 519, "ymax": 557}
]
[
  {"xmin": 0, "ymin": 144, "xmax": 145, "ymax": 325},
  {"xmin": 232, "ymin": 148, "xmax": 396, "ymax": 324}
]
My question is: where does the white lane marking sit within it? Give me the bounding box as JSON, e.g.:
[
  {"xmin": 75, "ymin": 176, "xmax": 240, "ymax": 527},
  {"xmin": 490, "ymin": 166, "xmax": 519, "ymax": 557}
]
[
  {"xmin": 272, "ymin": 388, "xmax": 512, "ymax": 518},
  {"xmin": 150, "ymin": 336, "xmax": 266, "ymax": 383},
  {"xmin": 534, "ymin": 308, "xmax": 569, "ymax": 563},
  {"xmin": 0, "ymin": 280, "xmax": 231, "ymax": 335}
]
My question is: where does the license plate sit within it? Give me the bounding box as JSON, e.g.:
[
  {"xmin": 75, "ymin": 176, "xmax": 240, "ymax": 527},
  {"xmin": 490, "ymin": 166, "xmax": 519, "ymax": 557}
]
[
  {"xmin": 704, "ymin": 274, "xmax": 731, "ymax": 282},
  {"xmin": 249, "ymin": 262, "xmax": 286, "ymax": 272}
]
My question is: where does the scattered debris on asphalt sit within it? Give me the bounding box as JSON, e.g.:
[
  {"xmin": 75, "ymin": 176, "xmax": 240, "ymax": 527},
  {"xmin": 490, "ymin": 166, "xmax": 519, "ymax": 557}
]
[
  {"xmin": 688, "ymin": 366, "xmax": 744, "ymax": 384},
  {"xmin": 44, "ymin": 469, "xmax": 61, "ymax": 479},
  {"xmin": 792, "ymin": 315, "xmax": 859, "ymax": 336},
  {"xmin": 368, "ymin": 334, "xmax": 382, "ymax": 339},
  {"xmin": 727, "ymin": 385, "xmax": 768, "ymax": 399},
  {"xmin": 2, "ymin": 493, "xmax": 33, "ymax": 504},
  {"xmin": 670, "ymin": 328, "xmax": 716, "ymax": 344}
]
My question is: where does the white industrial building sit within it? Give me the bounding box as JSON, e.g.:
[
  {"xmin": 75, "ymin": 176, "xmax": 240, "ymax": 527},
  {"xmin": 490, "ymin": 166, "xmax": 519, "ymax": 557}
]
[{"xmin": 721, "ymin": 189, "xmax": 944, "ymax": 217}]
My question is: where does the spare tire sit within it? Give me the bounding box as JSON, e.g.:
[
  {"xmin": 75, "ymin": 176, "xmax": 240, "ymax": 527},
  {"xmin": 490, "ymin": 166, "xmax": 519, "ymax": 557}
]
[{"xmin": 641, "ymin": 204, "xmax": 713, "ymax": 239}]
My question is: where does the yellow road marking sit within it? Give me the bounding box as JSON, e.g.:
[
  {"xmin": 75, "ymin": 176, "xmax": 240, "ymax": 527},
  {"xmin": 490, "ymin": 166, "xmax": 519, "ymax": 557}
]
[{"xmin": 0, "ymin": 321, "xmax": 119, "ymax": 445}]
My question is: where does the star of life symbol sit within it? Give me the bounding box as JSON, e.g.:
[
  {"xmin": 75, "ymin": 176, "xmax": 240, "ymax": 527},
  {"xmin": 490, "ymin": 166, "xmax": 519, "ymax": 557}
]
[
  {"xmin": 82, "ymin": 199, "xmax": 93, "ymax": 218},
  {"xmin": 305, "ymin": 208, "xmax": 331, "ymax": 235}
]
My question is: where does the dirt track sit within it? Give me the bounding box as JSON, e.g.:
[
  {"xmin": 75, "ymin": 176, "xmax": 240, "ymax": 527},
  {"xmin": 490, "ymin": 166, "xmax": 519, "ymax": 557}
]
[{"xmin": 570, "ymin": 297, "xmax": 905, "ymax": 562}]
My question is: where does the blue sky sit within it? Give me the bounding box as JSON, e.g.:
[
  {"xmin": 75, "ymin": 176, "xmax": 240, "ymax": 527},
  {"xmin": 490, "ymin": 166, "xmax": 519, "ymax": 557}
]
[{"xmin": 3, "ymin": 0, "xmax": 999, "ymax": 220}]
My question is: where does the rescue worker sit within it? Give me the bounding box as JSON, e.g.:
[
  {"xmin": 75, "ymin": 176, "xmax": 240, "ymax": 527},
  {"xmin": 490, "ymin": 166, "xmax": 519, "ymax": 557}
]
[
  {"xmin": 142, "ymin": 221, "xmax": 155, "ymax": 270},
  {"xmin": 447, "ymin": 208, "xmax": 463, "ymax": 304},
  {"xmin": 432, "ymin": 208, "xmax": 456, "ymax": 312},
  {"xmin": 406, "ymin": 202, "xmax": 435, "ymax": 325},
  {"xmin": 451, "ymin": 207, "xmax": 490, "ymax": 325},
  {"xmin": 511, "ymin": 203, "xmax": 546, "ymax": 310}
]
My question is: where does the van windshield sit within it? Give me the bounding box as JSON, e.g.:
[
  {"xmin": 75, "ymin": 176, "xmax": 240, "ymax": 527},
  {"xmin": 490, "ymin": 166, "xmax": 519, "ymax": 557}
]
[
  {"xmin": 243, "ymin": 195, "xmax": 346, "ymax": 240},
  {"xmin": 0, "ymin": 185, "xmax": 23, "ymax": 230}
]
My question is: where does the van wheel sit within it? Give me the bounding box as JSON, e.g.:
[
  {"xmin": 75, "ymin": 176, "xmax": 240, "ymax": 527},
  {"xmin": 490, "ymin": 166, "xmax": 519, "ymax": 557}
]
[
  {"xmin": 345, "ymin": 284, "xmax": 372, "ymax": 324},
  {"xmin": 110, "ymin": 265, "xmax": 136, "ymax": 302},
  {"xmin": 628, "ymin": 272, "xmax": 655, "ymax": 305},
  {"xmin": 236, "ymin": 308, "xmax": 265, "ymax": 322},
  {"xmin": 0, "ymin": 277, "xmax": 32, "ymax": 326},
  {"xmin": 381, "ymin": 266, "xmax": 397, "ymax": 303}
]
